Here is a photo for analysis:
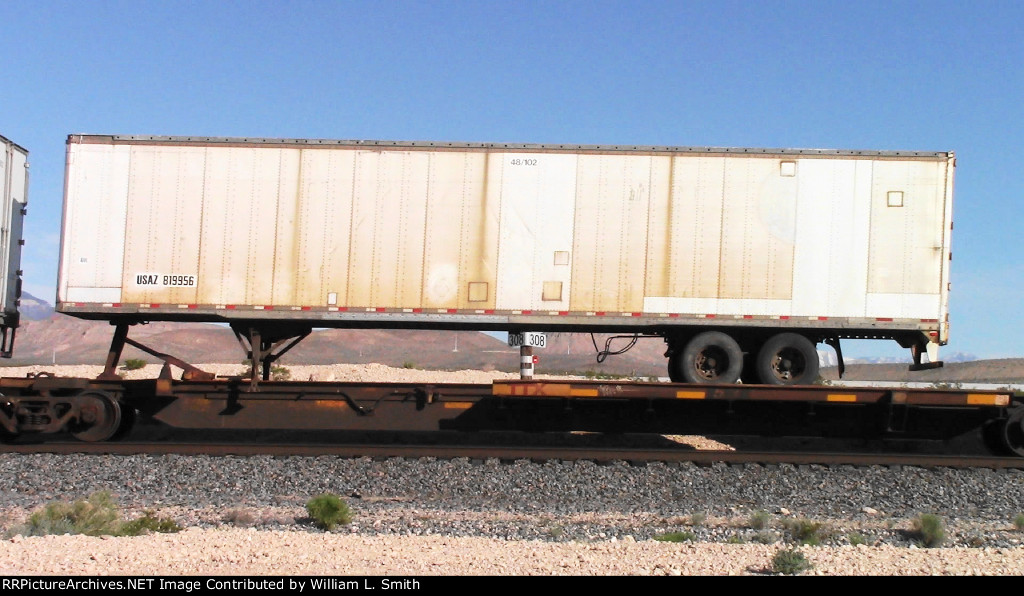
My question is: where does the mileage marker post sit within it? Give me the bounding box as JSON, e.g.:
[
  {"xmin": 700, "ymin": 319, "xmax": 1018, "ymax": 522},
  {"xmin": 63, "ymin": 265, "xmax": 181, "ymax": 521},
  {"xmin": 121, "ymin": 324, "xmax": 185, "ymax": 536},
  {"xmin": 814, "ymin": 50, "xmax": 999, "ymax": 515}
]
[{"xmin": 508, "ymin": 332, "xmax": 545, "ymax": 380}]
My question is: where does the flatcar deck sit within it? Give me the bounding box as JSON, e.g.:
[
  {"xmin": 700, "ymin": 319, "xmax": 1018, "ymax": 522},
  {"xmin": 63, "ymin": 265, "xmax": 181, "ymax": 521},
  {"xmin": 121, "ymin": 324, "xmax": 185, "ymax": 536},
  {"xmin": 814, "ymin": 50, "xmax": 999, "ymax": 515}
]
[{"xmin": 1, "ymin": 374, "xmax": 1018, "ymax": 455}]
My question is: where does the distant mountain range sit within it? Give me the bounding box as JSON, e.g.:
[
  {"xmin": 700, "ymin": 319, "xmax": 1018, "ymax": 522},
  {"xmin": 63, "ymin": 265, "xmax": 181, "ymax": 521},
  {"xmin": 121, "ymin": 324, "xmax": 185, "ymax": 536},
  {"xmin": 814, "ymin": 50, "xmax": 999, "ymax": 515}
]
[
  {"xmin": 18, "ymin": 291, "xmax": 54, "ymax": 321},
  {"xmin": 6, "ymin": 292, "xmax": 1018, "ymax": 383}
]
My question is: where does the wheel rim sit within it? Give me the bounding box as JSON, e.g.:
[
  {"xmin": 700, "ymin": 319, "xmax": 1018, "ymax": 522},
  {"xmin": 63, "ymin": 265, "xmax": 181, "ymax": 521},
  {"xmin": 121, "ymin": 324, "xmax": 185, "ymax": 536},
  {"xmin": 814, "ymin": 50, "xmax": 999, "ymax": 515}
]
[
  {"xmin": 693, "ymin": 346, "xmax": 730, "ymax": 381},
  {"xmin": 769, "ymin": 347, "xmax": 807, "ymax": 382},
  {"xmin": 71, "ymin": 391, "xmax": 122, "ymax": 442}
]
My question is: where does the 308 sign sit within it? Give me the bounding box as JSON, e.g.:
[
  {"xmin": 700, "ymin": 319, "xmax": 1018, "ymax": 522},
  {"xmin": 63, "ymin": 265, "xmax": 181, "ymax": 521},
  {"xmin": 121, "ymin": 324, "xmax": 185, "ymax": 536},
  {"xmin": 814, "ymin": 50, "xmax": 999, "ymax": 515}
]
[{"xmin": 508, "ymin": 332, "xmax": 546, "ymax": 349}]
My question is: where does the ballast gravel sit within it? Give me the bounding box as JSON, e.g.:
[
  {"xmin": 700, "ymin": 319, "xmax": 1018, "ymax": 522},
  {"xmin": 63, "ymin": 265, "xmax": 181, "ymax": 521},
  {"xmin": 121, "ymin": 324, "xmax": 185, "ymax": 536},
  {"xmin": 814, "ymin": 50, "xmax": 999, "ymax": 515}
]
[
  {"xmin": 1, "ymin": 363, "xmax": 1023, "ymax": 575},
  {"xmin": 2, "ymin": 454, "xmax": 1024, "ymax": 575}
]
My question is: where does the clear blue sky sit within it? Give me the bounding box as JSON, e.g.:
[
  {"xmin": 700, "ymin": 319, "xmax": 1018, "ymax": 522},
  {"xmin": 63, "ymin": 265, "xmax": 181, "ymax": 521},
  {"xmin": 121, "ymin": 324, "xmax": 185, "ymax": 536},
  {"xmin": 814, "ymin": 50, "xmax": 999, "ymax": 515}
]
[{"xmin": 2, "ymin": 0, "xmax": 1021, "ymax": 360}]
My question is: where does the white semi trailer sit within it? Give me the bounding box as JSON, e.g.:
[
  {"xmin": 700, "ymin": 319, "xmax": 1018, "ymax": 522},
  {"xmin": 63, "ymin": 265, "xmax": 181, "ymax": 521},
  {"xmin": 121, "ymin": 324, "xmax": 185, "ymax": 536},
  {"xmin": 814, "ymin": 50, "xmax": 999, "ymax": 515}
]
[
  {"xmin": 0, "ymin": 134, "xmax": 27, "ymax": 357},
  {"xmin": 57, "ymin": 135, "xmax": 955, "ymax": 384}
]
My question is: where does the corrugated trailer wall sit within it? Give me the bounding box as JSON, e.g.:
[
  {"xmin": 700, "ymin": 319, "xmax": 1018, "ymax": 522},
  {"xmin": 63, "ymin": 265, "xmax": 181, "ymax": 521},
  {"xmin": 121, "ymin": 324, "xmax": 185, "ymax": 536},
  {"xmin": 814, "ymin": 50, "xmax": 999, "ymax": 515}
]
[
  {"xmin": 0, "ymin": 134, "xmax": 28, "ymax": 354},
  {"xmin": 58, "ymin": 137, "xmax": 953, "ymax": 336}
]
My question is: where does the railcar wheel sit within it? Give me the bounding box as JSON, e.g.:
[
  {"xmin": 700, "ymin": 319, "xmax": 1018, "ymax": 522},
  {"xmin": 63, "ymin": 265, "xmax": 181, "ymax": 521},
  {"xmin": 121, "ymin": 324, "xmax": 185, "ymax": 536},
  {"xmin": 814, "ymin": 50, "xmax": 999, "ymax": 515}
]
[
  {"xmin": 755, "ymin": 333, "xmax": 819, "ymax": 385},
  {"xmin": 70, "ymin": 391, "xmax": 123, "ymax": 443},
  {"xmin": 999, "ymin": 406, "xmax": 1024, "ymax": 457},
  {"xmin": 674, "ymin": 332, "xmax": 743, "ymax": 384}
]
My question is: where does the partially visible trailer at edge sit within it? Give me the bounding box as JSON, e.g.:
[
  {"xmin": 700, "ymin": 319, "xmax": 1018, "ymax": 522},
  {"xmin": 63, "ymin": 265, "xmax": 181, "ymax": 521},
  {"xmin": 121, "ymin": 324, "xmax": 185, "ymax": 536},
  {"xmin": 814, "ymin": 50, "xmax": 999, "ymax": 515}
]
[
  {"xmin": 57, "ymin": 135, "xmax": 955, "ymax": 385},
  {"xmin": 0, "ymin": 134, "xmax": 27, "ymax": 357}
]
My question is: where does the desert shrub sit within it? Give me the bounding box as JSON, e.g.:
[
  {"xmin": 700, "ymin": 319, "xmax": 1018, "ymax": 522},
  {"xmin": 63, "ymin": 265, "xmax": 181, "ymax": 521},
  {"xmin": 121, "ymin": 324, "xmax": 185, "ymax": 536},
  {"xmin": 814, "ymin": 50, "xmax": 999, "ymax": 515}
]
[
  {"xmin": 748, "ymin": 510, "xmax": 771, "ymax": 530},
  {"xmin": 122, "ymin": 359, "xmax": 147, "ymax": 371},
  {"xmin": 911, "ymin": 513, "xmax": 945, "ymax": 548},
  {"xmin": 782, "ymin": 518, "xmax": 825, "ymax": 545},
  {"xmin": 22, "ymin": 491, "xmax": 121, "ymax": 536},
  {"xmin": 847, "ymin": 532, "xmax": 868, "ymax": 546},
  {"xmin": 306, "ymin": 494, "xmax": 352, "ymax": 530},
  {"xmin": 270, "ymin": 365, "xmax": 291, "ymax": 381},
  {"xmin": 10, "ymin": 492, "xmax": 178, "ymax": 537},
  {"xmin": 653, "ymin": 530, "xmax": 697, "ymax": 543},
  {"xmin": 688, "ymin": 512, "xmax": 706, "ymax": 526},
  {"xmin": 771, "ymin": 548, "xmax": 813, "ymax": 575},
  {"xmin": 752, "ymin": 530, "xmax": 779, "ymax": 544},
  {"xmin": 120, "ymin": 511, "xmax": 181, "ymax": 536},
  {"xmin": 1013, "ymin": 513, "xmax": 1024, "ymax": 531}
]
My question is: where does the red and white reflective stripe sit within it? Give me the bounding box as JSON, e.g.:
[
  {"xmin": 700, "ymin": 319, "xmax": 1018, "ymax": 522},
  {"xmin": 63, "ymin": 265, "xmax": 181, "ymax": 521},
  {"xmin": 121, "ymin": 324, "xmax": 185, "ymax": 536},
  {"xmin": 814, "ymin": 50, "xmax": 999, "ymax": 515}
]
[{"xmin": 60, "ymin": 303, "xmax": 947, "ymax": 328}]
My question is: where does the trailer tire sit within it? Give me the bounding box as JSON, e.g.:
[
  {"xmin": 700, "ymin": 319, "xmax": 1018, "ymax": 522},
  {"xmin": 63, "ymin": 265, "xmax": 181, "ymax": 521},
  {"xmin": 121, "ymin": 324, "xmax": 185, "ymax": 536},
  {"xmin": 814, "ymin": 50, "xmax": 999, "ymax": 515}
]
[
  {"xmin": 999, "ymin": 406, "xmax": 1024, "ymax": 457},
  {"xmin": 755, "ymin": 333, "xmax": 819, "ymax": 385},
  {"xmin": 673, "ymin": 332, "xmax": 743, "ymax": 384}
]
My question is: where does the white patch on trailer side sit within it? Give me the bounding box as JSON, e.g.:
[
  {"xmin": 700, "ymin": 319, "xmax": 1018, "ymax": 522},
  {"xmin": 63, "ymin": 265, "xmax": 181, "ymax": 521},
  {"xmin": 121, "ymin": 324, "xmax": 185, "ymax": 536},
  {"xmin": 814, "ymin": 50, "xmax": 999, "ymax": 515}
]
[
  {"xmin": 60, "ymin": 143, "xmax": 130, "ymax": 304},
  {"xmin": 865, "ymin": 293, "xmax": 942, "ymax": 320},
  {"xmin": 494, "ymin": 153, "xmax": 576, "ymax": 311},
  {"xmin": 790, "ymin": 158, "xmax": 873, "ymax": 317}
]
